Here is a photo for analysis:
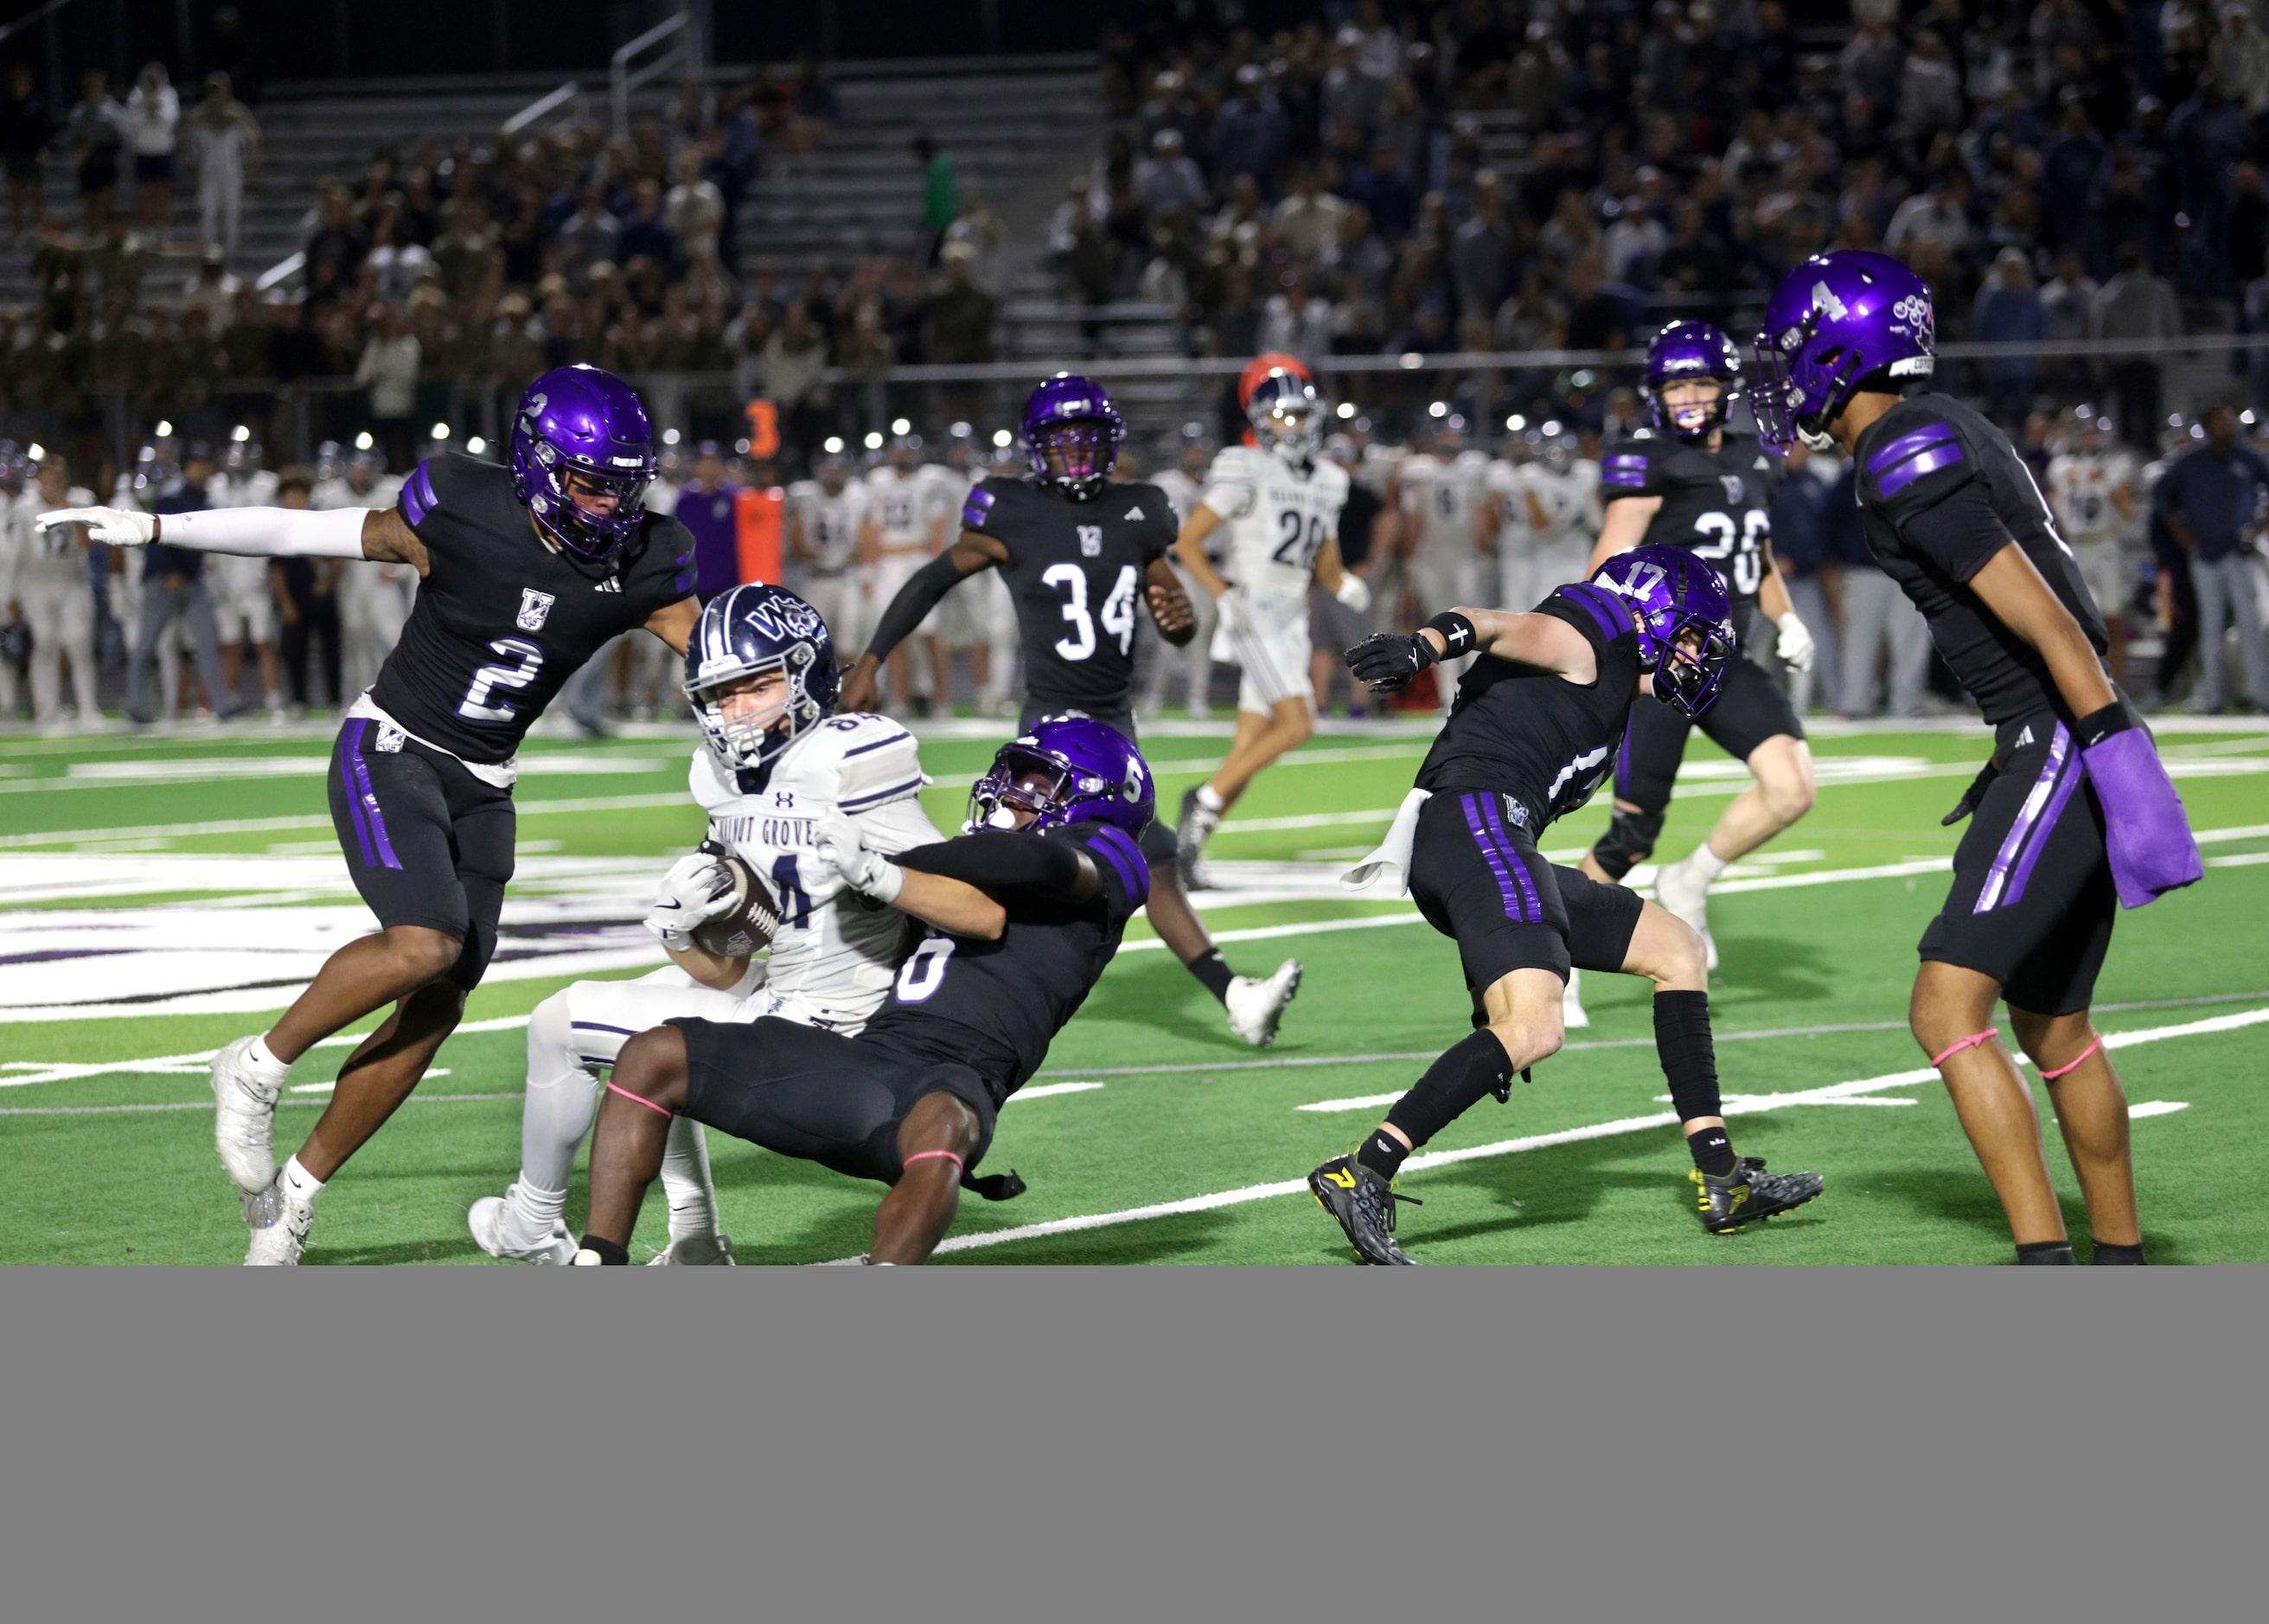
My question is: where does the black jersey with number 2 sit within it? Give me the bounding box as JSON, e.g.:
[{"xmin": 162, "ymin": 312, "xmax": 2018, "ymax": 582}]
[
  {"xmin": 960, "ymin": 476, "xmax": 1178, "ymax": 717},
  {"xmin": 368, "ymin": 454, "xmax": 696, "ymax": 763},
  {"xmin": 858, "ymin": 821, "xmax": 1150, "ymax": 1104},
  {"xmin": 1600, "ymin": 429, "xmax": 1784, "ymax": 609},
  {"xmin": 1416, "ymin": 582, "xmax": 1644, "ymax": 831}
]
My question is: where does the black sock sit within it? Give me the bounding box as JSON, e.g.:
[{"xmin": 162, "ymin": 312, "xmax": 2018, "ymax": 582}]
[
  {"xmin": 1384, "ymin": 1030, "xmax": 1516, "ymax": 1149},
  {"xmin": 1185, "ymin": 948, "xmax": 1234, "ymax": 1006},
  {"xmin": 2015, "ymin": 1240, "xmax": 2074, "ymax": 1265},
  {"xmin": 1686, "ymin": 1125, "xmax": 1737, "ymax": 1178},
  {"xmin": 578, "ymin": 1235, "xmax": 630, "ymax": 1265},
  {"xmin": 2090, "ymin": 1238, "xmax": 2149, "ymax": 1265},
  {"xmin": 1355, "ymin": 1128, "xmax": 1409, "ymax": 1181},
  {"xmin": 1654, "ymin": 989, "xmax": 1722, "ymax": 1123}
]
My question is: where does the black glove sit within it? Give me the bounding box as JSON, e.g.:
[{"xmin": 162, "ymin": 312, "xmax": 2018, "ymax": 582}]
[
  {"xmin": 1942, "ymin": 757, "xmax": 2002, "ymax": 827},
  {"xmin": 1346, "ymin": 630, "xmax": 1439, "ymax": 693}
]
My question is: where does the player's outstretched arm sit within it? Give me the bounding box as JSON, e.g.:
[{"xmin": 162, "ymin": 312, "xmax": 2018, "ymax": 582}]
[
  {"xmin": 642, "ymin": 594, "xmax": 700, "ymax": 655},
  {"xmin": 840, "ymin": 530, "xmax": 1005, "ymax": 711},
  {"xmin": 815, "ymin": 815, "xmax": 1010, "ymax": 939},
  {"xmin": 1582, "ymin": 494, "xmax": 1661, "ymax": 576},
  {"xmin": 36, "ymin": 502, "xmax": 410, "ymax": 567},
  {"xmin": 1347, "ymin": 607, "xmax": 1597, "ymax": 692}
]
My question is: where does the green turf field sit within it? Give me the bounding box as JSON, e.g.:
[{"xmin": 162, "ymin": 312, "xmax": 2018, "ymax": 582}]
[{"xmin": 3, "ymin": 713, "xmax": 2266, "ymax": 1265}]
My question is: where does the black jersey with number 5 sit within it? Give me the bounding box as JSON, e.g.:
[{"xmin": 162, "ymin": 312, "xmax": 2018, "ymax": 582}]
[
  {"xmin": 959, "ymin": 476, "xmax": 1178, "ymax": 717},
  {"xmin": 857, "ymin": 821, "xmax": 1149, "ymax": 1104},
  {"xmin": 1600, "ymin": 430, "xmax": 1784, "ymax": 609},
  {"xmin": 367, "ymin": 454, "xmax": 696, "ymax": 764}
]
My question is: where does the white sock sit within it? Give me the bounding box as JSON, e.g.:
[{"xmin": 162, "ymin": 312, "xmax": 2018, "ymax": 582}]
[
  {"xmin": 513, "ymin": 1179, "xmax": 567, "ymax": 1233},
  {"xmin": 661, "ymin": 1116, "xmax": 719, "ymax": 1242},
  {"xmin": 1197, "ymin": 783, "xmax": 1224, "ymax": 813},
  {"xmin": 243, "ymin": 1036, "xmax": 291, "ymax": 1085},
  {"xmin": 281, "ymin": 1154, "xmax": 324, "ymax": 1205},
  {"xmin": 1688, "ymin": 843, "xmax": 1730, "ymax": 884}
]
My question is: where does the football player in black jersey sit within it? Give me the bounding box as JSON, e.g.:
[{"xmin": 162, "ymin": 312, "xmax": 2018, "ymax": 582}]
[
  {"xmin": 45, "ymin": 366, "xmax": 703, "ymax": 1263},
  {"xmin": 840, "ymin": 372, "xmax": 1306, "ymax": 1049},
  {"xmin": 1755, "ymin": 252, "xmax": 2202, "ymax": 1265},
  {"xmin": 1307, "ymin": 546, "xmax": 1825, "ymax": 1263},
  {"xmin": 571, "ymin": 718, "xmax": 1155, "ymax": 1265},
  {"xmin": 1576, "ymin": 323, "xmax": 1820, "ymax": 973}
]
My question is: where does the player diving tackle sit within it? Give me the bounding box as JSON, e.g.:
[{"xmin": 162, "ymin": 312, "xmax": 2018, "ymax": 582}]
[
  {"xmin": 572, "ymin": 717, "xmax": 1157, "ymax": 1265},
  {"xmin": 40, "ymin": 365, "xmax": 703, "ymax": 1263}
]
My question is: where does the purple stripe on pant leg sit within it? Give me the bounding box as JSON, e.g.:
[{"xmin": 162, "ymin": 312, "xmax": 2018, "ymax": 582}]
[
  {"xmin": 1461, "ymin": 793, "xmax": 1528, "ymax": 921},
  {"xmin": 339, "ymin": 726, "xmax": 375, "ymax": 866},
  {"xmin": 1480, "ymin": 794, "xmax": 1544, "ymax": 922},
  {"xmin": 348, "ymin": 720, "xmax": 404, "ymax": 870},
  {"xmin": 2004, "ymin": 724, "xmax": 2080, "ymax": 908},
  {"xmin": 1975, "ymin": 724, "xmax": 2069, "ymax": 913}
]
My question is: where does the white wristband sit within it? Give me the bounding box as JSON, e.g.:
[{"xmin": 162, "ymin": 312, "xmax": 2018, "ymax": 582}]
[{"xmin": 159, "ymin": 505, "xmax": 370, "ymax": 559}]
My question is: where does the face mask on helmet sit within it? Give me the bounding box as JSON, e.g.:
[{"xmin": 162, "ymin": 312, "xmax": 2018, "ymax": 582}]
[
  {"xmin": 967, "ymin": 747, "xmax": 1074, "ymax": 830},
  {"xmin": 1022, "ymin": 374, "xmax": 1125, "ymax": 501},
  {"xmin": 1590, "ymin": 544, "xmax": 1736, "ymax": 719},
  {"xmin": 1249, "ymin": 373, "xmax": 1324, "ymax": 464},
  {"xmin": 965, "ymin": 716, "xmax": 1155, "ymax": 836}
]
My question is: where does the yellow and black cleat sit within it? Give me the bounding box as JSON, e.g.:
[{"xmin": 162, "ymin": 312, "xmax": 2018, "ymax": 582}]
[
  {"xmin": 1308, "ymin": 1154, "xmax": 1420, "ymax": 1265},
  {"xmin": 1692, "ymin": 1156, "xmax": 1824, "ymax": 1235}
]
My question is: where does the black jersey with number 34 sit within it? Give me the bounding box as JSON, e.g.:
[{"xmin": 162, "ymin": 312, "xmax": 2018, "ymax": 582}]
[
  {"xmin": 367, "ymin": 454, "xmax": 696, "ymax": 763},
  {"xmin": 1600, "ymin": 430, "xmax": 1785, "ymax": 609},
  {"xmin": 959, "ymin": 476, "xmax": 1179, "ymax": 716}
]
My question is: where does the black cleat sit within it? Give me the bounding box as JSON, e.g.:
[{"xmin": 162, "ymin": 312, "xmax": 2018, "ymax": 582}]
[
  {"xmin": 1173, "ymin": 785, "xmax": 1219, "ymax": 891},
  {"xmin": 1691, "ymin": 1155, "xmax": 1824, "ymax": 1235},
  {"xmin": 1309, "ymin": 1154, "xmax": 1421, "ymax": 1264}
]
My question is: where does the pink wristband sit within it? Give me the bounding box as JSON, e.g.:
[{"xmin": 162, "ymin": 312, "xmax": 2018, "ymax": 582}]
[
  {"xmin": 2038, "ymin": 1035, "xmax": 2104, "ymax": 1081},
  {"xmin": 1930, "ymin": 1029, "xmax": 1998, "ymax": 1068},
  {"xmin": 604, "ymin": 1079, "xmax": 672, "ymax": 1117}
]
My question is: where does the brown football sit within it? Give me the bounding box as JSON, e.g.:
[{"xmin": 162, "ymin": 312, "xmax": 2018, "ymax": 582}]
[{"xmin": 692, "ymin": 854, "xmax": 780, "ymax": 958}]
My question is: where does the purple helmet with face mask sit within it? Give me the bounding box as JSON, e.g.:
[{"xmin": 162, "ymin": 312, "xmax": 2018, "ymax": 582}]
[
  {"xmin": 1643, "ymin": 321, "xmax": 1744, "ymax": 438},
  {"xmin": 508, "ymin": 363, "xmax": 658, "ymax": 565},
  {"xmin": 1752, "ymin": 251, "xmax": 1935, "ymax": 452},
  {"xmin": 1021, "ymin": 373, "xmax": 1125, "ymax": 501},
  {"xmin": 967, "ymin": 715, "xmax": 1155, "ymax": 838},
  {"xmin": 1588, "ymin": 541, "xmax": 1736, "ymax": 718}
]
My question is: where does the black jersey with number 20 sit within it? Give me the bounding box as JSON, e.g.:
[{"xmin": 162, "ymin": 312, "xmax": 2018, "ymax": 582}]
[
  {"xmin": 368, "ymin": 454, "xmax": 696, "ymax": 764},
  {"xmin": 960, "ymin": 476, "xmax": 1179, "ymax": 717},
  {"xmin": 1600, "ymin": 429, "xmax": 1784, "ymax": 610}
]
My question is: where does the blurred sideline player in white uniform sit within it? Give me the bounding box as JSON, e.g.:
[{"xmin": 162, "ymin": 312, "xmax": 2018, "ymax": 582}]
[
  {"xmin": 316, "ymin": 442, "xmax": 408, "ymax": 702},
  {"xmin": 1171, "ymin": 370, "xmax": 1362, "ymax": 883},
  {"xmin": 920, "ymin": 426, "xmax": 1013, "ymax": 714},
  {"xmin": 1503, "ymin": 424, "xmax": 1601, "ymax": 606},
  {"xmin": 786, "ymin": 444, "xmax": 866, "ymax": 653},
  {"xmin": 859, "ymin": 432, "xmax": 944, "ymax": 714},
  {"xmin": 472, "ymin": 581, "xmax": 956, "ymax": 1263},
  {"xmin": 210, "ymin": 432, "xmax": 285, "ymax": 720},
  {"xmin": 7, "ymin": 452, "xmax": 102, "ymax": 729},
  {"xmin": 1146, "ymin": 425, "xmax": 1223, "ymax": 719},
  {"xmin": 2048, "ymin": 406, "xmax": 2138, "ymax": 687},
  {"xmin": 1396, "ymin": 413, "xmax": 1498, "ymax": 712}
]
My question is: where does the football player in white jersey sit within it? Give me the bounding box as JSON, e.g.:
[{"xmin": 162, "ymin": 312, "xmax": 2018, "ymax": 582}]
[
  {"xmin": 786, "ymin": 446, "xmax": 866, "ymax": 654},
  {"xmin": 1143, "ymin": 426, "xmax": 1224, "ymax": 719},
  {"xmin": 6, "ymin": 451, "xmax": 102, "ymax": 729},
  {"xmin": 1511, "ymin": 425, "xmax": 1603, "ymax": 604},
  {"xmin": 1170, "ymin": 370, "xmax": 1363, "ymax": 883},
  {"xmin": 858, "ymin": 432, "xmax": 947, "ymax": 715},
  {"xmin": 1395, "ymin": 414, "xmax": 1499, "ymax": 712},
  {"xmin": 2047, "ymin": 408, "xmax": 2139, "ymax": 686},
  {"xmin": 209, "ymin": 435, "xmax": 286, "ymax": 720},
  {"xmin": 470, "ymin": 583, "xmax": 987, "ymax": 1264},
  {"xmin": 918, "ymin": 427, "xmax": 1013, "ymax": 714},
  {"xmin": 316, "ymin": 444, "xmax": 409, "ymax": 701}
]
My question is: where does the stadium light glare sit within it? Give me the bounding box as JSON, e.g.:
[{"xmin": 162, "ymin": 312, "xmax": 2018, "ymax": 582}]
[
  {"xmin": 662, "ymin": 427, "xmax": 681, "ymax": 445},
  {"xmin": 822, "ymin": 437, "xmax": 845, "ymax": 454},
  {"xmin": 1506, "ymin": 414, "xmax": 1526, "ymax": 432},
  {"xmin": 1399, "ymin": 352, "xmax": 1423, "ymax": 369},
  {"xmin": 1335, "ymin": 401, "xmax": 1354, "ymax": 419},
  {"xmin": 154, "ymin": 420, "xmax": 174, "ymax": 438},
  {"xmin": 230, "ymin": 425, "xmax": 250, "ymax": 442},
  {"xmin": 430, "ymin": 423, "xmax": 450, "ymax": 440},
  {"xmin": 734, "ymin": 438, "xmax": 751, "ymax": 455},
  {"xmin": 355, "ymin": 432, "xmax": 374, "ymax": 451},
  {"xmin": 993, "ymin": 429, "xmax": 1013, "ymax": 448},
  {"xmin": 949, "ymin": 420, "xmax": 971, "ymax": 437},
  {"xmin": 26, "ymin": 442, "xmax": 43, "ymax": 460},
  {"xmin": 466, "ymin": 437, "xmax": 487, "ymax": 456},
  {"xmin": 891, "ymin": 418, "xmax": 911, "ymax": 436},
  {"xmin": 865, "ymin": 432, "xmax": 885, "ymax": 450},
  {"xmin": 1428, "ymin": 400, "xmax": 1448, "ymax": 418},
  {"xmin": 1543, "ymin": 419, "xmax": 1563, "ymax": 436}
]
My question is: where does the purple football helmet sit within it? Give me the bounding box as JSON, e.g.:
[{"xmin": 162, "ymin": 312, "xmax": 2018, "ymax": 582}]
[
  {"xmin": 967, "ymin": 715, "xmax": 1155, "ymax": 837},
  {"xmin": 1588, "ymin": 542, "xmax": 1737, "ymax": 718},
  {"xmin": 509, "ymin": 364, "xmax": 657, "ymax": 564},
  {"xmin": 1021, "ymin": 373, "xmax": 1125, "ymax": 501},
  {"xmin": 1752, "ymin": 251, "xmax": 1936, "ymax": 452},
  {"xmin": 1643, "ymin": 321, "xmax": 1743, "ymax": 438}
]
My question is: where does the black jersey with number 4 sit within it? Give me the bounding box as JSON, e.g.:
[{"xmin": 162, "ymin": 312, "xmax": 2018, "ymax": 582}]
[
  {"xmin": 1854, "ymin": 394, "xmax": 2108, "ymax": 726},
  {"xmin": 368, "ymin": 454, "xmax": 695, "ymax": 764},
  {"xmin": 960, "ymin": 476, "xmax": 1178, "ymax": 716},
  {"xmin": 858, "ymin": 820, "xmax": 1150, "ymax": 1104},
  {"xmin": 1416, "ymin": 582, "xmax": 1644, "ymax": 831},
  {"xmin": 1601, "ymin": 429, "xmax": 1784, "ymax": 609}
]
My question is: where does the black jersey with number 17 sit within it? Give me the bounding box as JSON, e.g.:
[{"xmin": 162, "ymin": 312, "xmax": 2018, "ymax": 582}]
[
  {"xmin": 959, "ymin": 476, "xmax": 1179, "ymax": 715},
  {"xmin": 1601, "ymin": 429, "xmax": 1784, "ymax": 610},
  {"xmin": 367, "ymin": 454, "xmax": 696, "ymax": 764}
]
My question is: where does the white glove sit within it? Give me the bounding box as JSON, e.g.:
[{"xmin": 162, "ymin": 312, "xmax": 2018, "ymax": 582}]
[
  {"xmin": 815, "ymin": 812, "xmax": 904, "ymax": 904},
  {"xmin": 1334, "ymin": 572, "xmax": 1373, "ymax": 615},
  {"xmin": 38, "ymin": 507, "xmax": 154, "ymax": 547},
  {"xmin": 1774, "ymin": 612, "xmax": 1817, "ymax": 675},
  {"xmin": 1215, "ymin": 585, "xmax": 1252, "ymax": 637},
  {"xmin": 642, "ymin": 852, "xmax": 737, "ymax": 949}
]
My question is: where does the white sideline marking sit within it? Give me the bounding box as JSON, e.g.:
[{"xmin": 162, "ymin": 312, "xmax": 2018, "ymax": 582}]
[
  {"xmin": 904, "ymin": 1007, "xmax": 2269, "ymax": 1259},
  {"xmin": 2126, "ymin": 1101, "xmax": 2189, "ymax": 1119},
  {"xmin": 1010, "ymin": 1082, "xmax": 1104, "ymax": 1102}
]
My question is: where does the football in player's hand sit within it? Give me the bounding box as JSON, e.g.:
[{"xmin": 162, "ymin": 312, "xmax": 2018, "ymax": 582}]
[{"xmin": 692, "ymin": 854, "xmax": 781, "ymax": 958}]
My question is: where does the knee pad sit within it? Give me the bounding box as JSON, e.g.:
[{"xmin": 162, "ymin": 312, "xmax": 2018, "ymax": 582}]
[{"xmin": 1589, "ymin": 807, "xmax": 1665, "ymax": 882}]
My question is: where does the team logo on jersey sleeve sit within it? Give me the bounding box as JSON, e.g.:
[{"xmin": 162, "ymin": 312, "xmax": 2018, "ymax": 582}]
[{"xmin": 516, "ymin": 589, "xmax": 556, "ymax": 631}]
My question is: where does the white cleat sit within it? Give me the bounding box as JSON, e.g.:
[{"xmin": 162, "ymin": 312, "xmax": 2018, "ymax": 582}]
[
  {"xmin": 1652, "ymin": 854, "xmax": 1720, "ymax": 973},
  {"xmin": 211, "ymin": 1035, "xmax": 284, "ymax": 1195},
  {"xmin": 242, "ymin": 1178, "xmax": 312, "ymax": 1265},
  {"xmin": 1225, "ymin": 958, "xmax": 1303, "ymax": 1047},
  {"xmin": 646, "ymin": 1232, "xmax": 738, "ymax": 1266},
  {"xmin": 468, "ymin": 1186, "xmax": 578, "ymax": 1264},
  {"xmin": 1562, "ymin": 966, "xmax": 1590, "ymax": 1029}
]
